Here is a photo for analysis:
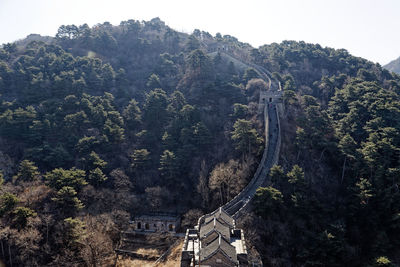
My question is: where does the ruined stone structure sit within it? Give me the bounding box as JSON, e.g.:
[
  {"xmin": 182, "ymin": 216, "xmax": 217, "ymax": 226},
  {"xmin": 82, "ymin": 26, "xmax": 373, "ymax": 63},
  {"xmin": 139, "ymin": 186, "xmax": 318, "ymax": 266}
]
[
  {"xmin": 131, "ymin": 213, "xmax": 180, "ymax": 233},
  {"xmin": 181, "ymin": 208, "xmax": 248, "ymax": 266}
]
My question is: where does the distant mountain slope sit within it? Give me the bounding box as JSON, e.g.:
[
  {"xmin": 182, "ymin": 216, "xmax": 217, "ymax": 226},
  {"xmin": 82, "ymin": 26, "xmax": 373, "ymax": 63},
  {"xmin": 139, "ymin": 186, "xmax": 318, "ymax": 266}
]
[{"xmin": 384, "ymin": 56, "xmax": 400, "ymax": 73}]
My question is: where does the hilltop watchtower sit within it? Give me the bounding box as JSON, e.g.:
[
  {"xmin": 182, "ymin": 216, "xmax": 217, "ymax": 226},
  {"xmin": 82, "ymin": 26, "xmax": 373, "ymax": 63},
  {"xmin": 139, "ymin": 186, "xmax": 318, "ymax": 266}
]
[{"xmin": 259, "ymin": 81, "xmax": 282, "ymax": 114}]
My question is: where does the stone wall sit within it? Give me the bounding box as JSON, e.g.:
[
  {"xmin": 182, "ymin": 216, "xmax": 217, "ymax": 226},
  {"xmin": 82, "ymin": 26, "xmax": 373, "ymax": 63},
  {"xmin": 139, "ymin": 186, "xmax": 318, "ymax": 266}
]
[
  {"xmin": 131, "ymin": 214, "xmax": 180, "ymax": 233},
  {"xmin": 201, "ymin": 251, "xmax": 236, "ymax": 266}
]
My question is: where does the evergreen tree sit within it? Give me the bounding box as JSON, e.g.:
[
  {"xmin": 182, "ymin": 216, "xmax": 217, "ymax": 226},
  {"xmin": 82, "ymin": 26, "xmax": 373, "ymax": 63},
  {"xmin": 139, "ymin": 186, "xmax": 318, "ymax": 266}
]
[{"xmin": 13, "ymin": 160, "xmax": 40, "ymax": 183}]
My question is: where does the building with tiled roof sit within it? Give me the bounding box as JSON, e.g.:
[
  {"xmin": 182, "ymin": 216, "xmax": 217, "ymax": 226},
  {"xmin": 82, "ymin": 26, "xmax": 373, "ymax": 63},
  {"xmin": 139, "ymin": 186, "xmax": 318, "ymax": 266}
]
[
  {"xmin": 181, "ymin": 208, "xmax": 248, "ymax": 266},
  {"xmin": 204, "ymin": 207, "xmax": 235, "ymax": 228},
  {"xmin": 200, "ymin": 217, "xmax": 231, "ymax": 247},
  {"xmin": 200, "ymin": 235, "xmax": 237, "ymax": 266}
]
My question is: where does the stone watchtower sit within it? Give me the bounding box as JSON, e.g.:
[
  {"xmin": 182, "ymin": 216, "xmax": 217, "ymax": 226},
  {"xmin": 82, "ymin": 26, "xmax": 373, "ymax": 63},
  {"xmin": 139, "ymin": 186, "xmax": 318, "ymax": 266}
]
[
  {"xmin": 263, "ymin": 90, "xmax": 282, "ymax": 104},
  {"xmin": 259, "ymin": 80, "xmax": 283, "ymax": 114}
]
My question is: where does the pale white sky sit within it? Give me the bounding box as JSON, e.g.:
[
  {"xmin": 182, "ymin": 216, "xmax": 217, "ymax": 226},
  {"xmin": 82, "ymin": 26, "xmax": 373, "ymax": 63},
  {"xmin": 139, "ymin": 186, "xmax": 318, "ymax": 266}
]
[{"xmin": 0, "ymin": 0, "xmax": 399, "ymax": 65}]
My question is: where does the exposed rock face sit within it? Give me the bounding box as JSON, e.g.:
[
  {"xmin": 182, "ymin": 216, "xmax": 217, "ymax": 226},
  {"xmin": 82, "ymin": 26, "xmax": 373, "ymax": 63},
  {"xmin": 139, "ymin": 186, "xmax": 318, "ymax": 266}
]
[{"xmin": 384, "ymin": 56, "xmax": 400, "ymax": 74}]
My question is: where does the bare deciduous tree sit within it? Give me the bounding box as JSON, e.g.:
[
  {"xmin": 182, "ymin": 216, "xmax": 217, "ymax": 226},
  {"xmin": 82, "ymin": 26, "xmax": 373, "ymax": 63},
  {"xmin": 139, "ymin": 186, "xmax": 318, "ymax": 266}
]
[
  {"xmin": 196, "ymin": 160, "xmax": 210, "ymax": 208},
  {"xmin": 145, "ymin": 186, "xmax": 170, "ymax": 211},
  {"xmin": 209, "ymin": 156, "xmax": 255, "ymax": 205},
  {"xmin": 80, "ymin": 215, "xmax": 114, "ymax": 267},
  {"xmin": 182, "ymin": 209, "xmax": 204, "ymax": 229}
]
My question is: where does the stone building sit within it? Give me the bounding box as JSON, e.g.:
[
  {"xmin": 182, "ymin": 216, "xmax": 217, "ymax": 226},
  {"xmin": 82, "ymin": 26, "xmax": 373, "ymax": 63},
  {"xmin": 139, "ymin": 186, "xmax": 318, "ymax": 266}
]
[
  {"xmin": 204, "ymin": 208, "xmax": 235, "ymax": 228},
  {"xmin": 200, "ymin": 235, "xmax": 238, "ymax": 266},
  {"xmin": 181, "ymin": 208, "xmax": 248, "ymax": 266},
  {"xmin": 131, "ymin": 213, "xmax": 180, "ymax": 233},
  {"xmin": 200, "ymin": 217, "xmax": 231, "ymax": 247}
]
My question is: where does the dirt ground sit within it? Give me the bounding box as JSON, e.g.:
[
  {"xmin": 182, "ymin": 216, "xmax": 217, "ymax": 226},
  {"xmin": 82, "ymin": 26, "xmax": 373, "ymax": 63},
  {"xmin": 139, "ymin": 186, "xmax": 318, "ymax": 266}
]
[{"xmin": 116, "ymin": 238, "xmax": 183, "ymax": 267}]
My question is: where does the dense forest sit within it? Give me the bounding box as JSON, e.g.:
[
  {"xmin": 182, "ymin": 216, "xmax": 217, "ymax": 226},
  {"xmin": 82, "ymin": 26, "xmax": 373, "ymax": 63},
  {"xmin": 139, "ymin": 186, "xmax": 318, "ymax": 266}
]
[{"xmin": 0, "ymin": 18, "xmax": 400, "ymax": 266}]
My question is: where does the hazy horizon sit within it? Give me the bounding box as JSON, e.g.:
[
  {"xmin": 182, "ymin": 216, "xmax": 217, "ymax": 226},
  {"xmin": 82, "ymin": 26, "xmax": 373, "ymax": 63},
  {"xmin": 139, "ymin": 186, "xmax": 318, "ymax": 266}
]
[{"xmin": 1, "ymin": 0, "xmax": 399, "ymax": 65}]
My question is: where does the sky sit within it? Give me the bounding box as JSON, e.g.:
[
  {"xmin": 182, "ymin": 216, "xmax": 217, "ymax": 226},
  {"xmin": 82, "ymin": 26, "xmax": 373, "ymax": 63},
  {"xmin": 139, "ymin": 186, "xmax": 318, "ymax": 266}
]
[{"xmin": 0, "ymin": 0, "xmax": 399, "ymax": 65}]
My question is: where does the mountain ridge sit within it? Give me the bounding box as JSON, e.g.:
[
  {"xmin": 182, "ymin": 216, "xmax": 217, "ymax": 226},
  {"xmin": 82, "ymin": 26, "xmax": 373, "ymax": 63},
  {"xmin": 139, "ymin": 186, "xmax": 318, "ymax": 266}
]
[{"xmin": 384, "ymin": 56, "xmax": 400, "ymax": 74}]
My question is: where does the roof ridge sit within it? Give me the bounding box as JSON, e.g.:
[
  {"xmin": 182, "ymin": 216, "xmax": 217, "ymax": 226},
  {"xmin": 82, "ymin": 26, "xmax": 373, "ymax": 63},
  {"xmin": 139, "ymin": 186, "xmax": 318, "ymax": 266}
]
[
  {"xmin": 200, "ymin": 234, "xmax": 237, "ymax": 263},
  {"xmin": 202, "ymin": 216, "xmax": 227, "ymax": 228}
]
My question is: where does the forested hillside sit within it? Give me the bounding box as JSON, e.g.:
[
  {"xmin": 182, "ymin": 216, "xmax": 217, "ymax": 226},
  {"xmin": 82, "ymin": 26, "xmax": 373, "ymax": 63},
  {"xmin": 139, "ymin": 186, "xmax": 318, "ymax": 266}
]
[
  {"xmin": 249, "ymin": 41, "xmax": 400, "ymax": 266},
  {"xmin": 0, "ymin": 18, "xmax": 263, "ymax": 266},
  {"xmin": 0, "ymin": 18, "xmax": 400, "ymax": 266}
]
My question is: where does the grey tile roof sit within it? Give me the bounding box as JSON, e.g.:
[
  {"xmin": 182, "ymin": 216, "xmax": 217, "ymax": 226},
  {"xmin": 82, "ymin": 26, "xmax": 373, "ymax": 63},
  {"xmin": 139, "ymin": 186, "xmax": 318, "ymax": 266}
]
[
  {"xmin": 200, "ymin": 217, "xmax": 230, "ymax": 241},
  {"xmin": 204, "ymin": 207, "xmax": 234, "ymax": 228},
  {"xmin": 200, "ymin": 235, "xmax": 237, "ymax": 263}
]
